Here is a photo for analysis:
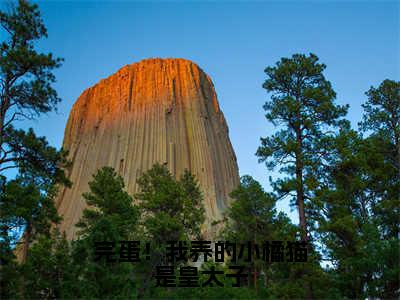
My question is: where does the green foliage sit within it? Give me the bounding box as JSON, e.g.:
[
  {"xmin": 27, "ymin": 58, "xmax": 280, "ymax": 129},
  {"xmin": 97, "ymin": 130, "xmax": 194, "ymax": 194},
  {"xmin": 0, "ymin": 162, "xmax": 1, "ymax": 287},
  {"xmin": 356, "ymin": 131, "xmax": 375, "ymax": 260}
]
[
  {"xmin": 225, "ymin": 175, "xmax": 277, "ymax": 241},
  {"xmin": 0, "ymin": 0, "xmax": 69, "ymax": 179},
  {"xmin": 0, "ymin": 0, "xmax": 63, "ymax": 118},
  {"xmin": 76, "ymin": 166, "xmax": 139, "ymax": 238},
  {"xmin": 0, "ymin": 174, "xmax": 62, "ymax": 292},
  {"xmin": 222, "ymin": 176, "xmax": 336, "ymax": 299},
  {"xmin": 0, "ymin": 177, "xmax": 65, "ymax": 299},
  {"xmin": 135, "ymin": 163, "xmax": 205, "ymax": 297},
  {"xmin": 360, "ymin": 79, "xmax": 400, "ymax": 146},
  {"xmin": 357, "ymin": 80, "xmax": 399, "ymax": 298},
  {"xmin": 0, "ymin": 0, "xmax": 64, "ymax": 172},
  {"xmin": 2, "ymin": 127, "xmax": 70, "ymax": 185},
  {"xmin": 136, "ymin": 163, "xmax": 204, "ymax": 247},
  {"xmin": 315, "ymin": 127, "xmax": 375, "ymax": 298},
  {"xmin": 223, "ymin": 175, "xmax": 281, "ymax": 282},
  {"xmin": 72, "ymin": 166, "xmax": 139, "ymax": 298},
  {"xmin": 21, "ymin": 229, "xmax": 73, "ymax": 299},
  {"xmin": 0, "ymin": 178, "xmax": 61, "ymax": 241},
  {"xmin": 0, "ymin": 2, "xmax": 69, "ymax": 298},
  {"xmin": 0, "ymin": 211, "xmax": 20, "ymax": 298},
  {"xmin": 0, "ymin": 0, "xmax": 69, "ymax": 250},
  {"xmin": 0, "ymin": 128, "xmax": 69, "ymax": 271},
  {"xmin": 314, "ymin": 79, "xmax": 400, "ymax": 298}
]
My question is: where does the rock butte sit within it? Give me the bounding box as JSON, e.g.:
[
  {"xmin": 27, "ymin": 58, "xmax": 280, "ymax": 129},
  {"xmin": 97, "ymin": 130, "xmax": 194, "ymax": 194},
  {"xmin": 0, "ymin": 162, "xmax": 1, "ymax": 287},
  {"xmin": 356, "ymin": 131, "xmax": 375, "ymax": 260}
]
[{"xmin": 56, "ymin": 58, "xmax": 240, "ymax": 239}]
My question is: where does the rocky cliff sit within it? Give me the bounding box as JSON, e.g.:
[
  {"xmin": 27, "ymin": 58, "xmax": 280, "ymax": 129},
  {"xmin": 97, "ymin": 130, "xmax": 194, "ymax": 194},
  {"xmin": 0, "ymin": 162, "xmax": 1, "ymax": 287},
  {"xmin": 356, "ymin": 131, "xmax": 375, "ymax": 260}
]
[{"xmin": 56, "ymin": 58, "xmax": 240, "ymax": 239}]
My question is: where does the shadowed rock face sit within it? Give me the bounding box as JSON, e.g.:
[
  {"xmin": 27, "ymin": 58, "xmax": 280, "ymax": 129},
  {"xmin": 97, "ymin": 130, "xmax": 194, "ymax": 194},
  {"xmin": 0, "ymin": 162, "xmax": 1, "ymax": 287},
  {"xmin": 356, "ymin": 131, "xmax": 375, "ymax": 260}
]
[{"xmin": 56, "ymin": 58, "xmax": 240, "ymax": 239}]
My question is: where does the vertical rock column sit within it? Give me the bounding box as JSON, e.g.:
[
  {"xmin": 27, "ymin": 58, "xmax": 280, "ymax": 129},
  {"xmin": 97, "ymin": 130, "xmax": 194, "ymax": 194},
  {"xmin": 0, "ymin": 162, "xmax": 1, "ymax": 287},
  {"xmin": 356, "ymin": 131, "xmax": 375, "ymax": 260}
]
[{"xmin": 56, "ymin": 58, "xmax": 240, "ymax": 239}]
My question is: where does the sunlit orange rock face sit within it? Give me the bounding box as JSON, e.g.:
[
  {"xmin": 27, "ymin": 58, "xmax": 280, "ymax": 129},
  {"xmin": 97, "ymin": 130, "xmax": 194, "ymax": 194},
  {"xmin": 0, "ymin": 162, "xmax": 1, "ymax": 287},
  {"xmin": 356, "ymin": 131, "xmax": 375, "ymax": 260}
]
[{"xmin": 56, "ymin": 58, "xmax": 240, "ymax": 239}]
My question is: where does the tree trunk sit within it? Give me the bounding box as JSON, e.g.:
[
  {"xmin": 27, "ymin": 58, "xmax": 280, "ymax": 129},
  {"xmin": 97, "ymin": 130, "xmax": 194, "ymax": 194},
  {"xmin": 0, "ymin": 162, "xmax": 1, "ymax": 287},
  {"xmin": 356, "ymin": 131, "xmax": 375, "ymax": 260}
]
[
  {"xmin": 21, "ymin": 223, "xmax": 32, "ymax": 263},
  {"xmin": 295, "ymin": 119, "xmax": 313, "ymax": 299},
  {"xmin": 0, "ymin": 85, "xmax": 11, "ymax": 170},
  {"xmin": 263, "ymin": 267, "xmax": 268, "ymax": 288},
  {"xmin": 295, "ymin": 129, "xmax": 307, "ymax": 242},
  {"xmin": 253, "ymin": 264, "xmax": 257, "ymax": 291}
]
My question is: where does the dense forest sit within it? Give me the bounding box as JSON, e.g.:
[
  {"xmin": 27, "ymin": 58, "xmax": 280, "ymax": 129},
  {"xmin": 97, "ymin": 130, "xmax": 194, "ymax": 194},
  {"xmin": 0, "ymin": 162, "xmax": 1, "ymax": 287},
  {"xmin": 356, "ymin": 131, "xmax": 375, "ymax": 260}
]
[{"xmin": 1, "ymin": 1, "xmax": 399, "ymax": 299}]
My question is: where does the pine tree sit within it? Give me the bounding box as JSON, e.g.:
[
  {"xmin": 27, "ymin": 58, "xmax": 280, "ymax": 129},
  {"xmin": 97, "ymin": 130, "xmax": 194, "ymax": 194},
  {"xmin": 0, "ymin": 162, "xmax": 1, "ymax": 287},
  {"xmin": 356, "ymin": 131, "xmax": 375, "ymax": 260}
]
[
  {"xmin": 135, "ymin": 163, "xmax": 205, "ymax": 297},
  {"xmin": 256, "ymin": 53, "xmax": 348, "ymax": 243},
  {"xmin": 360, "ymin": 79, "xmax": 399, "ymax": 298},
  {"xmin": 21, "ymin": 229, "xmax": 73, "ymax": 299},
  {"xmin": 0, "ymin": 0, "xmax": 64, "ymax": 173},
  {"xmin": 0, "ymin": 0, "xmax": 69, "ymax": 276},
  {"xmin": 222, "ymin": 175, "xmax": 278, "ymax": 289},
  {"xmin": 72, "ymin": 166, "xmax": 139, "ymax": 298},
  {"xmin": 223, "ymin": 175, "xmax": 336, "ymax": 299},
  {"xmin": 316, "ymin": 126, "xmax": 378, "ymax": 298},
  {"xmin": 316, "ymin": 80, "xmax": 399, "ymax": 298},
  {"xmin": 136, "ymin": 163, "xmax": 205, "ymax": 248}
]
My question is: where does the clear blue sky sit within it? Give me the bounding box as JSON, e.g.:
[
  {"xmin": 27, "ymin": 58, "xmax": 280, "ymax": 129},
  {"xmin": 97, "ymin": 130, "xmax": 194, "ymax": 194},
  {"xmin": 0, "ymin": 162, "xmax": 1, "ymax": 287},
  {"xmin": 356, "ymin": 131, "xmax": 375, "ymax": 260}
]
[{"xmin": 8, "ymin": 0, "xmax": 399, "ymax": 222}]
